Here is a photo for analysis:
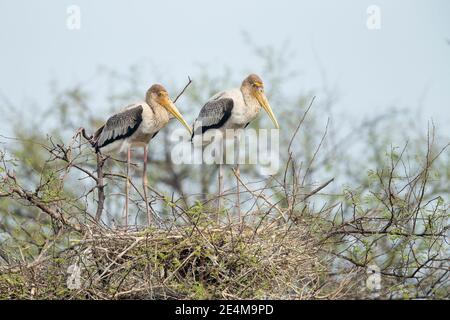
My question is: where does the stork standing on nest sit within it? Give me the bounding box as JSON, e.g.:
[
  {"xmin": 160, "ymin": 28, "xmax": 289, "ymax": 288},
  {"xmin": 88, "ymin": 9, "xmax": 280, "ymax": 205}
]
[
  {"xmin": 93, "ymin": 84, "xmax": 192, "ymax": 227},
  {"xmin": 191, "ymin": 74, "xmax": 279, "ymax": 221}
]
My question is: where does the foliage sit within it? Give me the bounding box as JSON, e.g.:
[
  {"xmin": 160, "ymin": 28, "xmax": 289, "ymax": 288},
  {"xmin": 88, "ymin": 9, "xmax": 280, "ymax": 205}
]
[{"xmin": 0, "ymin": 43, "xmax": 449, "ymax": 299}]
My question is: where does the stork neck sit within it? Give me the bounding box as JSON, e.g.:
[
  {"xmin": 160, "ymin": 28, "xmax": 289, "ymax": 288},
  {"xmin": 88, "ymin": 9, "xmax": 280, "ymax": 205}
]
[
  {"xmin": 149, "ymin": 100, "xmax": 171, "ymax": 125},
  {"xmin": 240, "ymin": 86, "xmax": 261, "ymax": 110}
]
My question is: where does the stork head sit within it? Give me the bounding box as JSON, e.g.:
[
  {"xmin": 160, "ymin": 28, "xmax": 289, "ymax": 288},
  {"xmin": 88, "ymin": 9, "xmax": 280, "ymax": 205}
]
[
  {"xmin": 146, "ymin": 84, "xmax": 192, "ymax": 135},
  {"xmin": 241, "ymin": 74, "xmax": 279, "ymax": 129}
]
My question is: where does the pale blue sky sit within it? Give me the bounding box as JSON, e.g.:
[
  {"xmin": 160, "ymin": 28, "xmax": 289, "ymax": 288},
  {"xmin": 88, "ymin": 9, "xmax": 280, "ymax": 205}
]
[{"xmin": 0, "ymin": 0, "xmax": 449, "ymax": 133}]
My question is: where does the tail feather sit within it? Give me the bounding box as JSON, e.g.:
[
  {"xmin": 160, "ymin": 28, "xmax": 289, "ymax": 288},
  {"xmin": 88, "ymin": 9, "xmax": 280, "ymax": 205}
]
[{"xmin": 92, "ymin": 125, "xmax": 104, "ymax": 153}]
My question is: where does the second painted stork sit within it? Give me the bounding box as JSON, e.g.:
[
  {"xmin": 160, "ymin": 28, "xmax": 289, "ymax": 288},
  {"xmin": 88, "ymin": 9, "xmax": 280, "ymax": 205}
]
[
  {"xmin": 93, "ymin": 84, "xmax": 192, "ymax": 227},
  {"xmin": 191, "ymin": 74, "xmax": 279, "ymax": 221}
]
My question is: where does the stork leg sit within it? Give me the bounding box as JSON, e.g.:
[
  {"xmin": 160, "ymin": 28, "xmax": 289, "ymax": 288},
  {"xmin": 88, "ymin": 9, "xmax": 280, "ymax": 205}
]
[
  {"xmin": 217, "ymin": 163, "xmax": 223, "ymax": 223},
  {"xmin": 217, "ymin": 142, "xmax": 224, "ymax": 224},
  {"xmin": 125, "ymin": 145, "xmax": 131, "ymax": 229},
  {"xmin": 235, "ymin": 163, "xmax": 241, "ymax": 224},
  {"xmin": 143, "ymin": 145, "xmax": 151, "ymax": 225},
  {"xmin": 235, "ymin": 135, "xmax": 241, "ymax": 225}
]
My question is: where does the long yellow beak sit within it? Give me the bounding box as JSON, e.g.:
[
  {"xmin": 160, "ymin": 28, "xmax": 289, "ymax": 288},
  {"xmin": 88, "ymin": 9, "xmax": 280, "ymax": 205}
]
[
  {"xmin": 255, "ymin": 91, "xmax": 279, "ymax": 129},
  {"xmin": 162, "ymin": 98, "xmax": 193, "ymax": 135}
]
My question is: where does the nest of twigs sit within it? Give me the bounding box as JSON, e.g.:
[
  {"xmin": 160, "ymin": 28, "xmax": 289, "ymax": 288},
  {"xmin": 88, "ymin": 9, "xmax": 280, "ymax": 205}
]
[{"xmin": 0, "ymin": 217, "xmax": 330, "ymax": 299}]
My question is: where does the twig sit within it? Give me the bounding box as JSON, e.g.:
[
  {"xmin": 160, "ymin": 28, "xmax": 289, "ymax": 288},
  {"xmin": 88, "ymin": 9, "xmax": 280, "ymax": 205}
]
[
  {"xmin": 302, "ymin": 178, "xmax": 334, "ymax": 201},
  {"xmin": 95, "ymin": 153, "xmax": 106, "ymax": 222},
  {"xmin": 173, "ymin": 76, "xmax": 192, "ymax": 103}
]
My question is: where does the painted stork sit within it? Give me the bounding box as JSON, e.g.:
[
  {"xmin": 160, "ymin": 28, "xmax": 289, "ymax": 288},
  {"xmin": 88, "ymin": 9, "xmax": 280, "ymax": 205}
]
[
  {"xmin": 191, "ymin": 74, "xmax": 279, "ymax": 221},
  {"xmin": 93, "ymin": 84, "xmax": 192, "ymax": 227}
]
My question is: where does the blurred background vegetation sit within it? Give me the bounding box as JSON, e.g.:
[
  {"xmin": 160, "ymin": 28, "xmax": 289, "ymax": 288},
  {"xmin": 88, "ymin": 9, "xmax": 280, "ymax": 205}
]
[{"xmin": 0, "ymin": 41, "xmax": 449, "ymax": 299}]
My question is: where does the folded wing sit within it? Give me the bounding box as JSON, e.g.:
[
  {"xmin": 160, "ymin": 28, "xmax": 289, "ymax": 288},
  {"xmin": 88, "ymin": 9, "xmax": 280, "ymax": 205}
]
[
  {"xmin": 192, "ymin": 98, "xmax": 234, "ymax": 139},
  {"xmin": 93, "ymin": 105, "xmax": 144, "ymax": 151}
]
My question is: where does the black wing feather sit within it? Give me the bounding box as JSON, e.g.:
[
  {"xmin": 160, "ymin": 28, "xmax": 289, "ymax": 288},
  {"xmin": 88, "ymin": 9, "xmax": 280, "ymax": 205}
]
[
  {"xmin": 152, "ymin": 131, "xmax": 160, "ymax": 139},
  {"xmin": 93, "ymin": 105, "xmax": 143, "ymax": 151},
  {"xmin": 192, "ymin": 98, "xmax": 234, "ymax": 139}
]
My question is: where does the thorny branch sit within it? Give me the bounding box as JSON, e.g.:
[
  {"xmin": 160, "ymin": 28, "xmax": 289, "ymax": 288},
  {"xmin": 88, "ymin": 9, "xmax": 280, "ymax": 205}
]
[{"xmin": 0, "ymin": 95, "xmax": 448, "ymax": 299}]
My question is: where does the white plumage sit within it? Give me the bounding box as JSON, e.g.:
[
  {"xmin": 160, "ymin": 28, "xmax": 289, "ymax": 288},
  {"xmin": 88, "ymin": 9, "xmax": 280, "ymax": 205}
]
[
  {"xmin": 192, "ymin": 74, "xmax": 278, "ymax": 143},
  {"xmin": 191, "ymin": 74, "xmax": 279, "ymax": 220},
  {"xmin": 93, "ymin": 84, "xmax": 192, "ymax": 227},
  {"xmin": 95, "ymin": 101, "xmax": 170, "ymax": 155}
]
